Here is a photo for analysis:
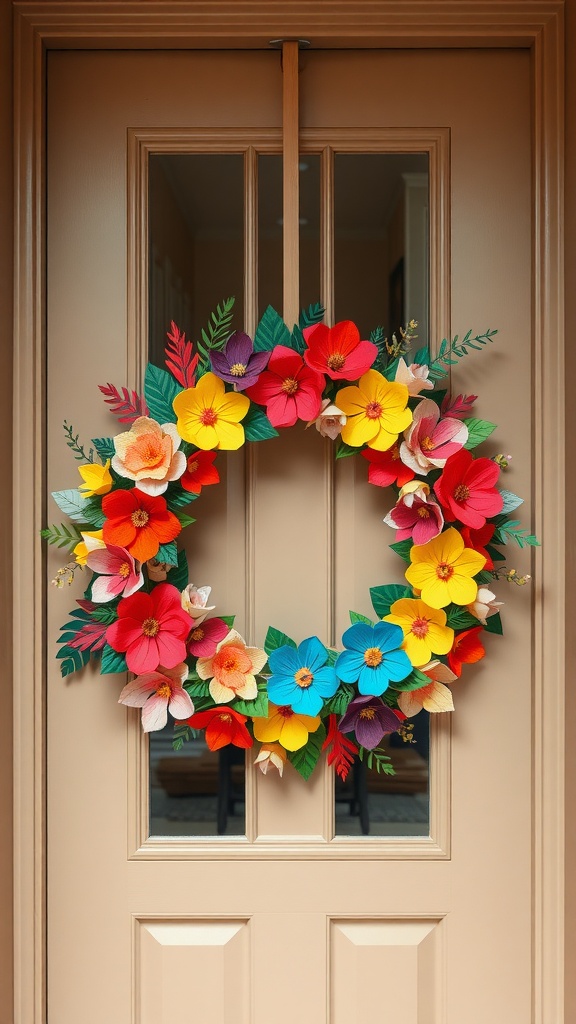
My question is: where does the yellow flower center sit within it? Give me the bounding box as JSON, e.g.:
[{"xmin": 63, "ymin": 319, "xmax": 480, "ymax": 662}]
[
  {"xmin": 364, "ymin": 646, "xmax": 383, "ymax": 667},
  {"xmin": 191, "ymin": 626, "xmax": 205, "ymax": 641},
  {"xmin": 187, "ymin": 458, "xmax": 199, "ymax": 473},
  {"xmin": 200, "ymin": 407, "xmax": 218, "ymax": 427},
  {"xmin": 156, "ymin": 683, "xmax": 171, "ymax": 699},
  {"xmin": 359, "ymin": 707, "xmax": 376, "ymax": 720},
  {"xmin": 118, "ymin": 561, "xmax": 131, "ymax": 578},
  {"xmin": 294, "ymin": 668, "xmax": 314, "ymax": 689},
  {"xmin": 219, "ymin": 713, "xmax": 232, "ymax": 724},
  {"xmin": 327, "ymin": 352, "xmax": 345, "ymax": 371},
  {"xmin": 411, "ymin": 616, "xmax": 430, "ymax": 638},
  {"xmin": 230, "ymin": 363, "xmax": 247, "ymax": 377},
  {"xmin": 436, "ymin": 561, "xmax": 454, "ymax": 581},
  {"xmin": 454, "ymin": 483, "xmax": 471, "ymax": 501},
  {"xmin": 391, "ymin": 443, "xmax": 400, "ymax": 461},
  {"xmin": 142, "ymin": 616, "xmax": 160, "ymax": 637},
  {"xmin": 131, "ymin": 509, "xmax": 149, "ymax": 528},
  {"xmin": 223, "ymin": 655, "xmax": 240, "ymax": 672},
  {"xmin": 282, "ymin": 377, "xmax": 299, "ymax": 396},
  {"xmin": 417, "ymin": 507, "xmax": 431, "ymax": 518},
  {"xmin": 365, "ymin": 401, "xmax": 382, "ymax": 420},
  {"xmin": 278, "ymin": 705, "xmax": 294, "ymax": 719},
  {"xmin": 421, "ymin": 435, "xmax": 435, "ymax": 451}
]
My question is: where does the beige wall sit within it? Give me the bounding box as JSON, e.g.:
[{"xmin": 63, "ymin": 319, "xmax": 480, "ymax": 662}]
[{"xmin": 0, "ymin": 3, "xmax": 574, "ymax": 1021}]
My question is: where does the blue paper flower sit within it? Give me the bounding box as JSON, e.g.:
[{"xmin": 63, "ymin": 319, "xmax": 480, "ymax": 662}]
[
  {"xmin": 335, "ymin": 620, "xmax": 412, "ymax": 696},
  {"xmin": 268, "ymin": 636, "xmax": 339, "ymax": 716}
]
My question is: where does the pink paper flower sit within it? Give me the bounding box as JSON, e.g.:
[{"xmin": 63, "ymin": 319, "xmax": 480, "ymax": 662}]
[
  {"xmin": 400, "ymin": 398, "xmax": 468, "ymax": 474},
  {"xmin": 106, "ymin": 583, "xmax": 193, "ymax": 674},
  {"xmin": 245, "ymin": 345, "xmax": 324, "ymax": 428},
  {"xmin": 383, "ymin": 482, "xmax": 444, "ymax": 545},
  {"xmin": 187, "ymin": 616, "xmax": 230, "ymax": 657},
  {"xmin": 118, "ymin": 662, "xmax": 193, "ymax": 732},
  {"xmin": 85, "ymin": 544, "xmax": 144, "ymax": 603}
]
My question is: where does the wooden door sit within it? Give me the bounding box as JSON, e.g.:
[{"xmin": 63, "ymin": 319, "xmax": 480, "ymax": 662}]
[{"xmin": 46, "ymin": 45, "xmax": 534, "ymax": 1022}]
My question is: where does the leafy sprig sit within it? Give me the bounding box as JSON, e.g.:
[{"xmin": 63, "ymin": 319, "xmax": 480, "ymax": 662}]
[
  {"xmin": 357, "ymin": 746, "xmax": 395, "ymax": 776},
  {"xmin": 493, "ymin": 519, "xmax": 540, "ymax": 549},
  {"xmin": 40, "ymin": 522, "xmax": 83, "ymax": 551},
  {"xmin": 63, "ymin": 421, "xmax": 95, "ymax": 463},
  {"xmin": 196, "ymin": 297, "xmax": 235, "ymax": 375},
  {"xmin": 423, "ymin": 329, "xmax": 498, "ymax": 383}
]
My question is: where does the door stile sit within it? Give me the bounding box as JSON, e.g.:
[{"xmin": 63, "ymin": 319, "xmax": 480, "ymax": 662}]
[{"xmin": 281, "ymin": 40, "xmax": 300, "ymax": 327}]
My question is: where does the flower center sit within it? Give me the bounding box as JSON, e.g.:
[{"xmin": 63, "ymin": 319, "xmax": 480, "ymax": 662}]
[
  {"xmin": 139, "ymin": 437, "xmax": 164, "ymax": 466},
  {"xmin": 219, "ymin": 713, "xmax": 232, "ymax": 724},
  {"xmin": 365, "ymin": 401, "xmax": 382, "ymax": 420},
  {"xmin": 421, "ymin": 435, "xmax": 435, "ymax": 451},
  {"xmin": 277, "ymin": 705, "xmax": 294, "ymax": 719},
  {"xmin": 294, "ymin": 667, "xmax": 314, "ymax": 689},
  {"xmin": 142, "ymin": 616, "xmax": 160, "ymax": 637},
  {"xmin": 155, "ymin": 683, "xmax": 171, "ymax": 700},
  {"xmin": 131, "ymin": 509, "xmax": 149, "ymax": 528},
  {"xmin": 327, "ymin": 352, "xmax": 345, "ymax": 371},
  {"xmin": 118, "ymin": 561, "xmax": 131, "ymax": 578},
  {"xmin": 187, "ymin": 458, "xmax": 199, "ymax": 473},
  {"xmin": 364, "ymin": 646, "xmax": 383, "ymax": 667},
  {"xmin": 223, "ymin": 655, "xmax": 240, "ymax": 672},
  {"xmin": 281, "ymin": 376, "xmax": 299, "ymax": 396},
  {"xmin": 191, "ymin": 626, "xmax": 205, "ymax": 641},
  {"xmin": 359, "ymin": 707, "xmax": 376, "ymax": 720},
  {"xmin": 229, "ymin": 362, "xmax": 247, "ymax": 377},
  {"xmin": 417, "ymin": 507, "xmax": 431, "ymax": 518},
  {"xmin": 454, "ymin": 483, "xmax": 471, "ymax": 501},
  {"xmin": 200, "ymin": 407, "xmax": 218, "ymax": 427},
  {"xmin": 391, "ymin": 443, "xmax": 400, "ymax": 461},
  {"xmin": 436, "ymin": 561, "xmax": 454, "ymax": 581},
  {"xmin": 411, "ymin": 616, "xmax": 430, "ymax": 639}
]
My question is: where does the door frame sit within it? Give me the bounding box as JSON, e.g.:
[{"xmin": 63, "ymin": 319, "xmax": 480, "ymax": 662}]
[{"xmin": 12, "ymin": 2, "xmax": 565, "ymax": 1021}]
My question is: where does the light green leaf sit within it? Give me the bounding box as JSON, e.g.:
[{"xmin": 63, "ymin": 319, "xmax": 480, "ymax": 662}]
[
  {"xmin": 349, "ymin": 610, "xmax": 374, "ymax": 626},
  {"xmin": 462, "ymin": 418, "xmax": 497, "ymax": 449}
]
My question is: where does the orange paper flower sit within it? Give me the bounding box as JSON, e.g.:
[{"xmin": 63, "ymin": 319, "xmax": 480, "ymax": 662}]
[{"xmin": 102, "ymin": 488, "xmax": 181, "ymax": 563}]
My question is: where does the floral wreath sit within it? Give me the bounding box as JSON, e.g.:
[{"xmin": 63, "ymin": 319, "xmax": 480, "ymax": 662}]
[{"xmin": 45, "ymin": 300, "xmax": 537, "ymax": 782}]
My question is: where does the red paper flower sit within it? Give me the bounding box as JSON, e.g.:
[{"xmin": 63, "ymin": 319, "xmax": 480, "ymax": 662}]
[
  {"xmin": 106, "ymin": 583, "xmax": 193, "ymax": 674},
  {"xmin": 434, "ymin": 449, "xmax": 503, "ymax": 529},
  {"xmin": 303, "ymin": 320, "xmax": 378, "ymax": 381},
  {"xmin": 102, "ymin": 488, "xmax": 181, "ymax": 563},
  {"xmin": 182, "ymin": 707, "xmax": 253, "ymax": 751},
  {"xmin": 362, "ymin": 443, "xmax": 415, "ymax": 488},
  {"xmin": 187, "ymin": 616, "xmax": 230, "ymax": 657},
  {"xmin": 245, "ymin": 345, "xmax": 324, "ymax": 428},
  {"xmin": 180, "ymin": 450, "xmax": 220, "ymax": 494},
  {"xmin": 448, "ymin": 626, "xmax": 486, "ymax": 677},
  {"xmin": 461, "ymin": 523, "xmax": 497, "ymax": 571}
]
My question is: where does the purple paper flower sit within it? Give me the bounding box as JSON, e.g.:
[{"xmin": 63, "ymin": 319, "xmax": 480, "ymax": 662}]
[
  {"xmin": 210, "ymin": 331, "xmax": 270, "ymax": 391},
  {"xmin": 339, "ymin": 695, "xmax": 401, "ymax": 749}
]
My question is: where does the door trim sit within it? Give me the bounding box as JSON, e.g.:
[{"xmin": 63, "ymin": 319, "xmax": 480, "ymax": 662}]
[{"xmin": 12, "ymin": 3, "xmax": 565, "ymax": 1021}]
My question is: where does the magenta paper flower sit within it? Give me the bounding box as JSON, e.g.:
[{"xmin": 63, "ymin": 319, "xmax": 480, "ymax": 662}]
[
  {"xmin": 106, "ymin": 583, "xmax": 193, "ymax": 674},
  {"xmin": 434, "ymin": 448, "xmax": 503, "ymax": 529},
  {"xmin": 400, "ymin": 398, "xmax": 468, "ymax": 474},
  {"xmin": 339, "ymin": 695, "xmax": 401, "ymax": 749},
  {"xmin": 118, "ymin": 662, "xmax": 193, "ymax": 732},
  {"xmin": 245, "ymin": 345, "xmax": 324, "ymax": 428},
  {"xmin": 187, "ymin": 616, "xmax": 230, "ymax": 657},
  {"xmin": 383, "ymin": 482, "xmax": 444, "ymax": 545},
  {"xmin": 210, "ymin": 331, "xmax": 270, "ymax": 391},
  {"xmin": 85, "ymin": 544, "xmax": 144, "ymax": 603}
]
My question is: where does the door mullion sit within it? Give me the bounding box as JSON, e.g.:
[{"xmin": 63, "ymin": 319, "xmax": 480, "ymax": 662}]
[{"xmin": 282, "ymin": 41, "xmax": 300, "ymax": 326}]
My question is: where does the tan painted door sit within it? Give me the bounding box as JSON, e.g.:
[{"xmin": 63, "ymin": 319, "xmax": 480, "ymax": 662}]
[{"xmin": 46, "ymin": 47, "xmax": 533, "ymax": 1022}]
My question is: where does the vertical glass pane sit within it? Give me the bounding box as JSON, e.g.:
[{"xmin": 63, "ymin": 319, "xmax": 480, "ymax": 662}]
[
  {"xmin": 299, "ymin": 154, "xmax": 321, "ymax": 312},
  {"xmin": 333, "ymin": 152, "xmax": 430, "ymax": 838},
  {"xmin": 148, "ymin": 153, "xmax": 245, "ymax": 837},
  {"xmin": 258, "ymin": 155, "xmax": 283, "ymax": 319}
]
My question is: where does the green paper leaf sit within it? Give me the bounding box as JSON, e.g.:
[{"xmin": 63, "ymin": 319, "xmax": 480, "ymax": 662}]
[
  {"xmin": 232, "ymin": 677, "xmax": 268, "ymax": 718},
  {"xmin": 389, "ymin": 539, "xmax": 414, "ymax": 563},
  {"xmin": 298, "ymin": 302, "xmax": 325, "ymax": 329},
  {"xmin": 335, "ymin": 439, "xmax": 360, "ymax": 459},
  {"xmin": 389, "ymin": 667, "xmax": 432, "ymax": 692},
  {"xmin": 243, "ymin": 403, "xmax": 279, "ymax": 442},
  {"xmin": 289, "ymin": 324, "xmax": 306, "ymax": 355},
  {"xmin": 253, "ymin": 305, "xmax": 291, "ymax": 352},
  {"xmin": 462, "ymin": 418, "xmax": 497, "ymax": 449},
  {"xmin": 40, "ymin": 522, "xmax": 83, "ymax": 551},
  {"xmin": 349, "ymin": 610, "xmax": 374, "ymax": 626},
  {"xmin": 446, "ymin": 604, "xmax": 480, "ymax": 631},
  {"xmin": 82, "ymin": 498, "xmax": 105, "ymax": 528},
  {"xmin": 100, "ymin": 644, "xmax": 127, "ymax": 675},
  {"xmin": 51, "ymin": 488, "xmax": 91, "ymax": 523},
  {"xmin": 476, "ymin": 570, "xmax": 496, "ymax": 584},
  {"xmin": 144, "ymin": 363, "xmax": 181, "ymax": 424},
  {"xmin": 492, "ymin": 519, "xmax": 540, "ymax": 549},
  {"xmin": 413, "ymin": 345, "xmax": 431, "ymax": 366},
  {"xmin": 264, "ymin": 625, "xmax": 297, "ymax": 656},
  {"xmin": 186, "ymin": 680, "xmax": 211, "ymax": 698},
  {"xmin": 156, "ymin": 541, "xmax": 178, "ymax": 566},
  {"xmin": 324, "ymin": 647, "xmax": 339, "ymax": 668},
  {"xmin": 175, "ymin": 510, "xmax": 196, "ymax": 529},
  {"xmin": 166, "ymin": 548, "xmax": 189, "ymax": 590},
  {"xmin": 370, "ymin": 584, "xmax": 413, "ymax": 619},
  {"xmin": 89, "ymin": 604, "xmax": 119, "ymax": 625},
  {"xmin": 219, "ymin": 615, "xmax": 236, "ymax": 628},
  {"xmin": 358, "ymin": 746, "xmax": 396, "ymax": 775},
  {"xmin": 498, "ymin": 489, "xmax": 524, "ymax": 514},
  {"xmin": 197, "ymin": 297, "xmax": 236, "ymax": 375},
  {"xmin": 172, "ymin": 723, "xmax": 194, "ymax": 751},
  {"xmin": 165, "ymin": 484, "xmax": 199, "ymax": 510},
  {"xmin": 287, "ymin": 722, "xmax": 326, "ymax": 780},
  {"xmin": 56, "ymin": 643, "xmax": 91, "ymax": 677},
  {"xmin": 484, "ymin": 612, "xmax": 504, "ymax": 635},
  {"xmin": 323, "ymin": 683, "xmax": 355, "ymax": 716},
  {"xmin": 91, "ymin": 436, "xmax": 115, "ymax": 462}
]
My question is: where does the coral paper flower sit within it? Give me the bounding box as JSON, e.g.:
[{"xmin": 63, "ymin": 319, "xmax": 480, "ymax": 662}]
[
  {"xmin": 112, "ymin": 417, "xmax": 186, "ymax": 495},
  {"xmin": 180, "ymin": 450, "xmax": 220, "ymax": 494},
  {"xmin": 181, "ymin": 584, "xmax": 215, "ymax": 623},
  {"xmin": 405, "ymin": 526, "xmax": 486, "ymax": 609},
  {"xmin": 434, "ymin": 448, "xmax": 503, "ymax": 529},
  {"xmin": 253, "ymin": 703, "xmax": 321, "ymax": 752},
  {"xmin": 461, "ymin": 523, "xmax": 497, "ymax": 572},
  {"xmin": 183, "ymin": 707, "xmax": 253, "ymax": 751},
  {"xmin": 172, "ymin": 371, "xmax": 250, "ymax": 450},
  {"xmin": 448, "ymin": 626, "xmax": 486, "ymax": 677},
  {"xmin": 336, "ymin": 370, "xmax": 412, "ymax": 451},
  {"xmin": 267, "ymin": 636, "xmax": 339, "ymax": 717},
  {"xmin": 85, "ymin": 544, "xmax": 144, "ymax": 603},
  {"xmin": 254, "ymin": 743, "xmax": 287, "ymax": 776},
  {"xmin": 303, "ymin": 320, "xmax": 378, "ymax": 381},
  {"xmin": 245, "ymin": 345, "xmax": 324, "ymax": 428},
  {"xmin": 78, "ymin": 460, "xmax": 113, "ymax": 498},
  {"xmin": 118, "ymin": 662, "xmax": 193, "ymax": 732},
  {"xmin": 105, "ymin": 583, "xmax": 193, "ymax": 674},
  {"xmin": 400, "ymin": 398, "xmax": 469, "ymax": 474},
  {"xmin": 102, "ymin": 488, "xmax": 181, "ymax": 563},
  {"xmin": 335, "ymin": 620, "xmax": 412, "ymax": 696},
  {"xmin": 210, "ymin": 330, "xmax": 270, "ymax": 391},
  {"xmin": 383, "ymin": 482, "xmax": 444, "ymax": 545},
  {"xmin": 196, "ymin": 629, "xmax": 267, "ymax": 704},
  {"xmin": 394, "ymin": 357, "xmax": 434, "ymax": 395},
  {"xmin": 73, "ymin": 529, "xmax": 105, "ymax": 566},
  {"xmin": 397, "ymin": 660, "xmax": 457, "ymax": 716},
  {"xmin": 385, "ymin": 597, "xmax": 454, "ymax": 666},
  {"xmin": 339, "ymin": 695, "xmax": 401, "ymax": 749},
  {"xmin": 187, "ymin": 617, "xmax": 230, "ymax": 658},
  {"xmin": 362, "ymin": 443, "xmax": 415, "ymax": 488}
]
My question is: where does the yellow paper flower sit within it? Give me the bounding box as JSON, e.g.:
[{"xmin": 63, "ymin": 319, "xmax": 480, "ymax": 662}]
[
  {"xmin": 73, "ymin": 530, "xmax": 105, "ymax": 566},
  {"xmin": 172, "ymin": 372, "xmax": 250, "ymax": 450},
  {"xmin": 384, "ymin": 597, "xmax": 454, "ymax": 666},
  {"xmin": 253, "ymin": 702, "xmax": 321, "ymax": 752},
  {"xmin": 335, "ymin": 369, "xmax": 412, "ymax": 450},
  {"xmin": 78, "ymin": 460, "xmax": 112, "ymax": 497},
  {"xmin": 405, "ymin": 527, "xmax": 486, "ymax": 609}
]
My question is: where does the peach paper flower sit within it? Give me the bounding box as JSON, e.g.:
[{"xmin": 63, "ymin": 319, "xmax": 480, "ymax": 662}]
[
  {"xmin": 112, "ymin": 416, "xmax": 186, "ymax": 495},
  {"xmin": 196, "ymin": 629, "xmax": 267, "ymax": 704}
]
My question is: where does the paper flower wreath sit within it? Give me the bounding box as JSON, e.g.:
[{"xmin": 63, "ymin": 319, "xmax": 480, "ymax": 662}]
[{"xmin": 45, "ymin": 301, "xmax": 537, "ymax": 782}]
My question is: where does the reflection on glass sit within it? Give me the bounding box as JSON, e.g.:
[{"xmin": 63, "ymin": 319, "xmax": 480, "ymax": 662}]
[{"xmin": 258, "ymin": 155, "xmax": 283, "ymax": 318}]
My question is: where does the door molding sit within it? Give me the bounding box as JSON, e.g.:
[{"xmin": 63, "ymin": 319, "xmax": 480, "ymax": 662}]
[{"xmin": 12, "ymin": 3, "xmax": 565, "ymax": 1022}]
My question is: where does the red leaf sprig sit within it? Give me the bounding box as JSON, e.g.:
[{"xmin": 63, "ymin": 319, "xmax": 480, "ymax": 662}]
[
  {"xmin": 322, "ymin": 713, "xmax": 359, "ymax": 783},
  {"xmin": 165, "ymin": 321, "xmax": 199, "ymax": 388},
  {"xmin": 66, "ymin": 602, "xmax": 109, "ymax": 653},
  {"xmin": 98, "ymin": 383, "xmax": 149, "ymax": 424},
  {"xmin": 440, "ymin": 393, "xmax": 477, "ymax": 419}
]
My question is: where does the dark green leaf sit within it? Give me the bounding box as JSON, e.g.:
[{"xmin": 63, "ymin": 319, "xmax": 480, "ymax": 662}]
[
  {"xmin": 253, "ymin": 305, "xmax": 291, "ymax": 352},
  {"xmin": 390, "ymin": 538, "xmax": 414, "ymax": 563},
  {"xmin": 243, "ymin": 403, "xmax": 279, "ymax": 442},
  {"xmin": 144, "ymin": 363, "xmax": 181, "ymax": 424},
  {"xmin": 264, "ymin": 625, "xmax": 297, "ymax": 656},
  {"xmin": 56, "ymin": 643, "xmax": 91, "ymax": 677},
  {"xmin": 81, "ymin": 498, "xmax": 105, "ymax": 528},
  {"xmin": 165, "ymin": 485, "xmax": 199, "ymax": 510},
  {"xmin": 232, "ymin": 677, "xmax": 268, "ymax": 718},
  {"xmin": 156, "ymin": 541, "xmax": 178, "ymax": 566},
  {"xmin": 167, "ymin": 548, "xmax": 189, "ymax": 590},
  {"xmin": 92, "ymin": 436, "xmax": 115, "ymax": 462},
  {"xmin": 219, "ymin": 615, "xmax": 236, "ymax": 628},
  {"xmin": 298, "ymin": 302, "xmax": 325, "ymax": 329},
  {"xmin": 90, "ymin": 604, "xmax": 118, "ymax": 625},
  {"xmin": 100, "ymin": 644, "xmax": 127, "ymax": 675},
  {"xmin": 484, "ymin": 612, "xmax": 504, "ymax": 636},
  {"xmin": 370, "ymin": 584, "xmax": 413, "ymax": 619},
  {"xmin": 323, "ymin": 683, "xmax": 355, "ymax": 716},
  {"xmin": 446, "ymin": 604, "xmax": 479, "ymax": 631},
  {"xmin": 335, "ymin": 439, "xmax": 360, "ymax": 459},
  {"xmin": 287, "ymin": 722, "xmax": 326, "ymax": 780}
]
